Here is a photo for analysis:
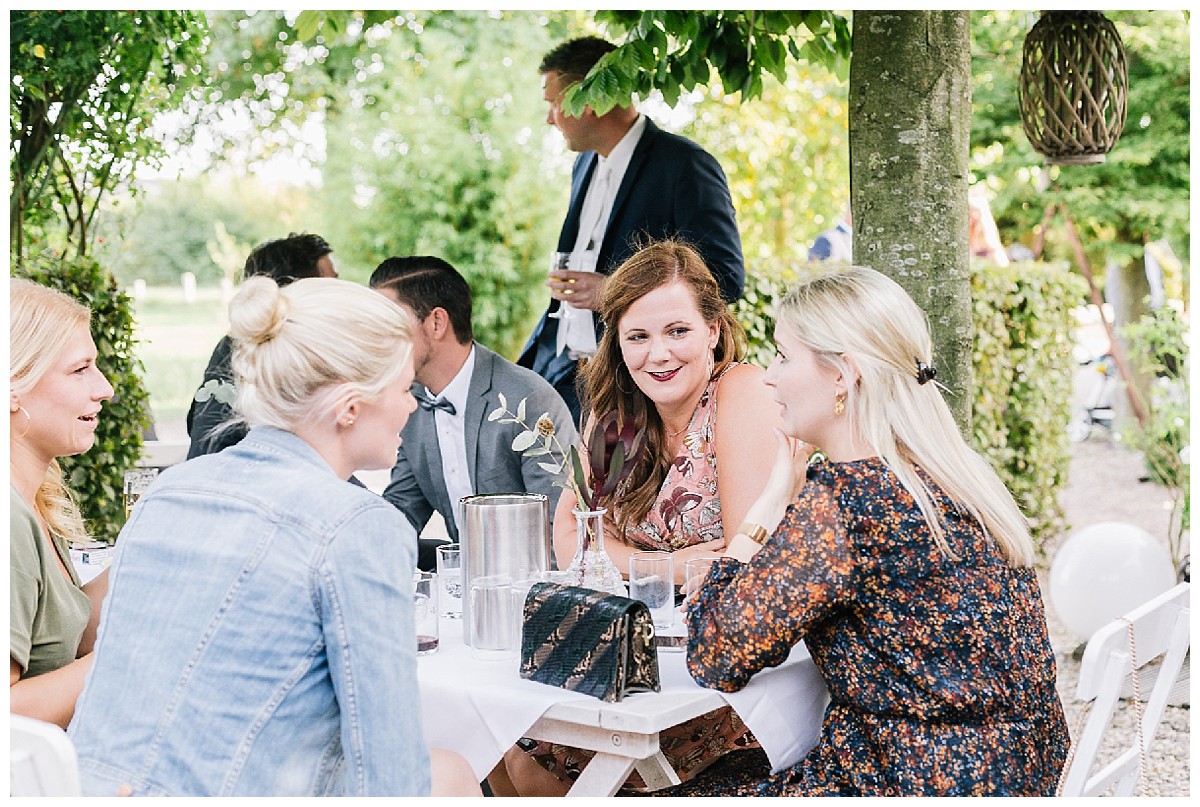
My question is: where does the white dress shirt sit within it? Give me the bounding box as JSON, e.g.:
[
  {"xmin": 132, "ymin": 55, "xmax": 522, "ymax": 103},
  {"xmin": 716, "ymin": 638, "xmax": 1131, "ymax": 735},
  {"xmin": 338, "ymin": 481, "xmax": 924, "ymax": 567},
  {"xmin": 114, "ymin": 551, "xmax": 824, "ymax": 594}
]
[
  {"xmin": 431, "ymin": 346, "xmax": 475, "ymax": 533},
  {"xmin": 557, "ymin": 114, "xmax": 648, "ymax": 359}
]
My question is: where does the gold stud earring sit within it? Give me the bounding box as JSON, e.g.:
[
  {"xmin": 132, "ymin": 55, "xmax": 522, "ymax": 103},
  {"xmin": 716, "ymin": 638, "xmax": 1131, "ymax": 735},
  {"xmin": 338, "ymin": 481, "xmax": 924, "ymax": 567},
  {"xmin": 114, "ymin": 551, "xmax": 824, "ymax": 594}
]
[{"xmin": 834, "ymin": 393, "xmax": 846, "ymax": 416}]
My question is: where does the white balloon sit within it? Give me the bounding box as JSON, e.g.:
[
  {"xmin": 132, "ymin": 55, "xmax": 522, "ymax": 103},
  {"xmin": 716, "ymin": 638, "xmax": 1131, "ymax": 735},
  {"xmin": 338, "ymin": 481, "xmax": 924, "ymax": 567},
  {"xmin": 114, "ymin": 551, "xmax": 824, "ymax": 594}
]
[{"xmin": 1049, "ymin": 521, "xmax": 1177, "ymax": 640}]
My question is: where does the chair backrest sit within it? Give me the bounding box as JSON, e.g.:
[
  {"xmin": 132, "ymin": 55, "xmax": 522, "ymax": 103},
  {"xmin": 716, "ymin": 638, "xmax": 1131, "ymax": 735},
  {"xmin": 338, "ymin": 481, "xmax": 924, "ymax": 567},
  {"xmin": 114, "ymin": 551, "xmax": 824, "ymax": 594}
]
[
  {"xmin": 9, "ymin": 715, "xmax": 81, "ymax": 796},
  {"xmin": 1058, "ymin": 581, "xmax": 1190, "ymax": 797}
]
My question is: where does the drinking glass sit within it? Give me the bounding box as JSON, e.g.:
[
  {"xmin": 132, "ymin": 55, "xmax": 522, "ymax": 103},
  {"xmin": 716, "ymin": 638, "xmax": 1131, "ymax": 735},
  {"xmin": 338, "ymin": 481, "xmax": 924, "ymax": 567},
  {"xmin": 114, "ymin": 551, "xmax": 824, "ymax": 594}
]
[
  {"xmin": 122, "ymin": 469, "xmax": 159, "ymax": 519},
  {"xmin": 548, "ymin": 251, "xmax": 572, "ymax": 274},
  {"xmin": 510, "ymin": 575, "xmax": 545, "ymax": 659},
  {"xmin": 414, "ymin": 571, "xmax": 439, "ymax": 656},
  {"xmin": 435, "ymin": 543, "xmax": 463, "ymax": 619},
  {"xmin": 470, "ymin": 574, "xmax": 515, "ymax": 660},
  {"xmin": 547, "ymin": 251, "xmax": 574, "ymax": 322},
  {"xmin": 629, "ymin": 551, "xmax": 674, "ymax": 629},
  {"xmin": 684, "ymin": 555, "xmax": 723, "ymax": 596},
  {"xmin": 510, "ymin": 571, "xmax": 564, "ymax": 656}
]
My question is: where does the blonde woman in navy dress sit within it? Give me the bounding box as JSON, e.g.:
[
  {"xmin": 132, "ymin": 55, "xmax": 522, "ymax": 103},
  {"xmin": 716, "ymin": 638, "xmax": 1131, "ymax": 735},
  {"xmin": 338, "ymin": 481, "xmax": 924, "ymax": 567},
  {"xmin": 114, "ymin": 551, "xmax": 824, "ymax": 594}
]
[{"xmin": 680, "ymin": 266, "xmax": 1069, "ymax": 796}]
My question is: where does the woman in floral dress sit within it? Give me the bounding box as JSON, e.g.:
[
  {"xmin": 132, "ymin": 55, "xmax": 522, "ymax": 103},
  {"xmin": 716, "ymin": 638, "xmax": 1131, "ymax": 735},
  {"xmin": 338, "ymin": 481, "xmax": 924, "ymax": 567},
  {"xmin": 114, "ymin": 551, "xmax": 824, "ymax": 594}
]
[
  {"xmin": 492, "ymin": 240, "xmax": 782, "ymax": 796},
  {"xmin": 675, "ymin": 266, "xmax": 1069, "ymax": 796}
]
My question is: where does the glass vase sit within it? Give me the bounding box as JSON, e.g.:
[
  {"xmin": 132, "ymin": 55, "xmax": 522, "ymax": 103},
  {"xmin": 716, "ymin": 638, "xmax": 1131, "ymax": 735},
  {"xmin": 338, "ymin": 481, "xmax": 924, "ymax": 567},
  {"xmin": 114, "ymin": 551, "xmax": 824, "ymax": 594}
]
[{"xmin": 565, "ymin": 507, "xmax": 626, "ymax": 596}]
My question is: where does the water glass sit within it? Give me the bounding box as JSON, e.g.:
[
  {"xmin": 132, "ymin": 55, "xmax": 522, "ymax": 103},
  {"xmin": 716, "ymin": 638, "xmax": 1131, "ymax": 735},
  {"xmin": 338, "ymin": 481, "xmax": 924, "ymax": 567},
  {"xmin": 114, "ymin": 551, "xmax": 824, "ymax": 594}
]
[
  {"xmin": 684, "ymin": 555, "xmax": 723, "ymax": 596},
  {"xmin": 470, "ymin": 574, "xmax": 515, "ymax": 660},
  {"xmin": 548, "ymin": 251, "xmax": 571, "ymax": 274},
  {"xmin": 510, "ymin": 576, "xmax": 544, "ymax": 658},
  {"xmin": 414, "ymin": 571, "xmax": 439, "ymax": 656},
  {"xmin": 510, "ymin": 572, "xmax": 565, "ymax": 654},
  {"xmin": 122, "ymin": 468, "xmax": 159, "ymax": 519},
  {"xmin": 435, "ymin": 543, "xmax": 463, "ymax": 619},
  {"xmin": 629, "ymin": 551, "xmax": 674, "ymax": 629}
]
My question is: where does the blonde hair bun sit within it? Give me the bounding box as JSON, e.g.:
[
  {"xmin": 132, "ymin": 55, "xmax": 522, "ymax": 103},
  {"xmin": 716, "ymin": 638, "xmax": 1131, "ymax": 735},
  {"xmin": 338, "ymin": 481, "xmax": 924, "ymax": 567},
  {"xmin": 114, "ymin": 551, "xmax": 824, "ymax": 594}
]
[
  {"xmin": 228, "ymin": 276, "xmax": 291, "ymax": 345},
  {"xmin": 225, "ymin": 276, "xmax": 415, "ymax": 434}
]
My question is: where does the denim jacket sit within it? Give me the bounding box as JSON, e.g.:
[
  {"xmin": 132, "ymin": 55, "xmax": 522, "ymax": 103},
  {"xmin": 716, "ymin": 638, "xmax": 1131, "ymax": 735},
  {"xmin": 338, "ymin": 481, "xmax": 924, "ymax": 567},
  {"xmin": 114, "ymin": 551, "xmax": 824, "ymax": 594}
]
[{"xmin": 69, "ymin": 426, "xmax": 430, "ymax": 796}]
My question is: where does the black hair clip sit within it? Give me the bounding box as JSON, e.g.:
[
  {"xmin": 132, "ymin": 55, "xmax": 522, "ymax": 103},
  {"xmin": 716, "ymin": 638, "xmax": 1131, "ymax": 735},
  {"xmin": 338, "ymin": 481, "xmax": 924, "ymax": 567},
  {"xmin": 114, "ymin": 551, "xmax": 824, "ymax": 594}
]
[{"xmin": 916, "ymin": 359, "xmax": 937, "ymax": 385}]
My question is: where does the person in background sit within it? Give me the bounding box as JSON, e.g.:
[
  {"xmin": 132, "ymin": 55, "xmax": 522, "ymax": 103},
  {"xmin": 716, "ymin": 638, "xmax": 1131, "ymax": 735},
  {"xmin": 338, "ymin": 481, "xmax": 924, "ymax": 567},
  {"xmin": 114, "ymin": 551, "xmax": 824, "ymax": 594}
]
[
  {"xmin": 678, "ymin": 266, "xmax": 1069, "ymax": 795},
  {"xmin": 808, "ymin": 204, "xmax": 852, "ymax": 263},
  {"xmin": 496, "ymin": 240, "xmax": 780, "ymax": 796},
  {"xmin": 519, "ymin": 36, "xmax": 745, "ymax": 422},
  {"xmin": 967, "ymin": 187, "xmax": 1010, "ymax": 267},
  {"xmin": 370, "ymin": 256, "xmax": 577, "ymax": 571},
  {"xmin": 10, "ymin": 279, "xmax": 115, "ymax": 729},
  {"xmin": 68, "ymin": 277, "xmax": 479, "ymax": 797},
  {"xmin": 186, "ymin": 232, "xmax": 337, "ymax": 459}
]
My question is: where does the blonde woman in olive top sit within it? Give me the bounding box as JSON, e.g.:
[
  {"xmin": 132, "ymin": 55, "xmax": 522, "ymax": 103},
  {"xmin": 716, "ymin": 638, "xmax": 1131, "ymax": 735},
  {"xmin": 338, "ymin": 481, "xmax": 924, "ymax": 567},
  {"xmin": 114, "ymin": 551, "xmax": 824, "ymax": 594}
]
[{"xmin": 9, "ymin": 278, "xmax": 114, "ymax": 729}]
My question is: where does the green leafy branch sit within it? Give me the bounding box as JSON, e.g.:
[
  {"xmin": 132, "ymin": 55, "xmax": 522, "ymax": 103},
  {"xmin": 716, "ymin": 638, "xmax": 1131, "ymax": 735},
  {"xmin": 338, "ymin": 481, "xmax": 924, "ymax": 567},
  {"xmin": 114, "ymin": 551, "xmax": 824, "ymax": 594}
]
[
  {"xmin": 489, "ymin": 394, "xmax": 647, "ymax": 513},
  {"xmin": 562, "ymin": 10, "xmax": 851, "ymax": 114},
  {"xmin": 488, "ymin": 392, "xmax": 576, "ymax": 494}
]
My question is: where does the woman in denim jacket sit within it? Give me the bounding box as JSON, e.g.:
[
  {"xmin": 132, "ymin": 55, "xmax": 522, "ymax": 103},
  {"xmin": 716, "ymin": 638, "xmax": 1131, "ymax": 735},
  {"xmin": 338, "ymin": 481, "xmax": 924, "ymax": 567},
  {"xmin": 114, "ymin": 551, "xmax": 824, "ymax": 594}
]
[{"xmin": 68, "ymin": 277, "xmax": 478, "ymax": 796}]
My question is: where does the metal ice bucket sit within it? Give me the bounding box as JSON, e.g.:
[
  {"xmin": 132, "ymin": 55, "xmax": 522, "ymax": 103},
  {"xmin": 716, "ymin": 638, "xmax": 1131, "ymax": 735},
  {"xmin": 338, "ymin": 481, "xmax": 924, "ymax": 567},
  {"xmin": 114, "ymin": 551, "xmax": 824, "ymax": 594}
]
[{"xmin": 460, "ymin": 493, "xmax": 550, "ymax": 647}]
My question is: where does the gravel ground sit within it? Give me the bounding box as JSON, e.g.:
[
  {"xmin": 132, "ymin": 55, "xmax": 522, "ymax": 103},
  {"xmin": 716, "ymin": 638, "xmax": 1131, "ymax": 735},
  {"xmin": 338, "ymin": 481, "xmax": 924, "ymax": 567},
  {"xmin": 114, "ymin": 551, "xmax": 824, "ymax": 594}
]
[{"xmin": 1042, "ymin": 435, "xmax": 1190, "ymax": 796}]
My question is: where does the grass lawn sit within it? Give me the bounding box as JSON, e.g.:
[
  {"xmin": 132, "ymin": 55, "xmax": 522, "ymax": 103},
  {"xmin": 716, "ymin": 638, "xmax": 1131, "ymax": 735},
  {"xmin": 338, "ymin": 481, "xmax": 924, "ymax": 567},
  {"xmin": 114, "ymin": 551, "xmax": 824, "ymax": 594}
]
[{"xmin": 132, "ymin": 286, "xmax": 229, "ymax": 433}]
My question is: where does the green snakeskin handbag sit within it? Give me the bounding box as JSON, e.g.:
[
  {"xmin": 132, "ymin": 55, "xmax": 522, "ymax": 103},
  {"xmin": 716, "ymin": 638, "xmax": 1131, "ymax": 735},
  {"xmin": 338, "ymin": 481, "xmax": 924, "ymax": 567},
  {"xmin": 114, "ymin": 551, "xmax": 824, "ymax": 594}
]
[{"xmin": 519, "ymin": 582, "xmax": 661, "ymax": 702}]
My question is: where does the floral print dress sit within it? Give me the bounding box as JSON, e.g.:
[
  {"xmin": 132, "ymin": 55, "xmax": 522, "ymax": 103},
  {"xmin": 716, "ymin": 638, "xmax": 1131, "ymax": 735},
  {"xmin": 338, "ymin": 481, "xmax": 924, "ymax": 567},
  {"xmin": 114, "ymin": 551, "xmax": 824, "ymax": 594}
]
[
  {"xmin": 517, "ymin": 368, "xmax": 762, "ymax": 792},
  {"xmin": 678, "ymin": 457, "xmax": 1070, "ymax": 796}
]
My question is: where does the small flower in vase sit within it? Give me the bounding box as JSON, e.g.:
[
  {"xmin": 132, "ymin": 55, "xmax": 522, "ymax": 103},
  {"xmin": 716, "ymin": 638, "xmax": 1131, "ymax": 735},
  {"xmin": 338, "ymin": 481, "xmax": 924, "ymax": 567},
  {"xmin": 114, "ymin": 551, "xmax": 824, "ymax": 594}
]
[{"xmin": 490, "ymin": 395, "xmax": 646, "ymax": 594}]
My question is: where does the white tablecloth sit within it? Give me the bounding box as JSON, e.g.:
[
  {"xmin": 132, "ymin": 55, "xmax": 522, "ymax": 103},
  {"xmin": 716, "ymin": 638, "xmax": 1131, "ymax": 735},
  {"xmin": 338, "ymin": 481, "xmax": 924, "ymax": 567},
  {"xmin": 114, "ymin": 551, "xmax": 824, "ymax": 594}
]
[{"xmin": 417, "ymin": 616, "xmax": 828, "ymax": 779}]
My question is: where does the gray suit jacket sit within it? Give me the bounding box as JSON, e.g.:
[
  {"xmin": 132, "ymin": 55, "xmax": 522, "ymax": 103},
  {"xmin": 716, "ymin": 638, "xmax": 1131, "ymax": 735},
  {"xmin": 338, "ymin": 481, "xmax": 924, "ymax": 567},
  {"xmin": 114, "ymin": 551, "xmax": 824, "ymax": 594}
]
[{"xmin": 382, "ymin": 343, "xmax": 578, "ymax": 546}]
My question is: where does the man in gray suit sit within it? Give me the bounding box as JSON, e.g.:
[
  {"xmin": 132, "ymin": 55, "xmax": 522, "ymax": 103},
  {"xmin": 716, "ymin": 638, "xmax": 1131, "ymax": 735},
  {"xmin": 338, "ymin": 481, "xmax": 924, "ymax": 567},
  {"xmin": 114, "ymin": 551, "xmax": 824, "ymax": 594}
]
[{"xmin": 371, "ymin": 257, "xmax": 578, "ymax": 571}]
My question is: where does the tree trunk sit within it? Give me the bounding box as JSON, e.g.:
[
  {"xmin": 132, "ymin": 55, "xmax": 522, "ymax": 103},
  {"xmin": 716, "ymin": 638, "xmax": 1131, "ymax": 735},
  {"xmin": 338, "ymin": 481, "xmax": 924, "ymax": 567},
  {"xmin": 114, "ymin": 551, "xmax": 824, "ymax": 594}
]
[{"xmin": 849, "ymin": 11, "xmax": 973, "ymax": 432}]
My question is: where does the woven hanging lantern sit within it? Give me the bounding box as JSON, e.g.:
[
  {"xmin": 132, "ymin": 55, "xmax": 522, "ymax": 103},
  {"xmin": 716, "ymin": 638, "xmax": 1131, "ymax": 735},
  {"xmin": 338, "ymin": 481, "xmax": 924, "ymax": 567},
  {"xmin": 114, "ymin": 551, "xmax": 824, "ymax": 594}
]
[{"xmin": 1018, "ymin": 11, "xmax": 1128, "ymax": 165}]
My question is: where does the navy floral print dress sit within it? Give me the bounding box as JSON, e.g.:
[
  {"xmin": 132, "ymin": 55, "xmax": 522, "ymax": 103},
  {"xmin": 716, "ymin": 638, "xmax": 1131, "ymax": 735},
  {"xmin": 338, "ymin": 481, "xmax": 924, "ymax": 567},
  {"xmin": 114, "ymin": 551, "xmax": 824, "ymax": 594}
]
[{"xmin": 681, "ymin": 457, "xmax": 1069, "ymax": 796}]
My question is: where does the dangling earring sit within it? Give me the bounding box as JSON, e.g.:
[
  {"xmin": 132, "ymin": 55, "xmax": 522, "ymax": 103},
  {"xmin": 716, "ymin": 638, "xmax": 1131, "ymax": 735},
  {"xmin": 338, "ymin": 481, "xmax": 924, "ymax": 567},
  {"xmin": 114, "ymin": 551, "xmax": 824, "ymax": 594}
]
[
  {"xmin": 616, "ymin": 365, "xmax": 634, "ymax": 396},
  {"xmin": 834, "ymin": 393, "xmax": 846, "ymax": 416},
  {"xmin": 707, "ymin": 351, "xmax": 715, "ymax": 379},
  {"xmin": 12, "ymin": 405, "xmax": 32, "ymax": 439}
]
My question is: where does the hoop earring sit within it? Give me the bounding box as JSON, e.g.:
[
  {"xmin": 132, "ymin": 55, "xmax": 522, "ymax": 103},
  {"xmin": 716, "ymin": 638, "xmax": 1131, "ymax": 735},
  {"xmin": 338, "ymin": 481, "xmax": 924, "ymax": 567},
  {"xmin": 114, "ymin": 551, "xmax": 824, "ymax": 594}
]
[
  {"xmin": 616, "ymin": 366, "xmax": 635, "ymax": 396},
  {"xmin": 834, "ymin": 393, "xmax": 846, "ymax": 416},
  {"xmin": 12, "ymin": 405, "xmax": 31, "ymax": 439}
]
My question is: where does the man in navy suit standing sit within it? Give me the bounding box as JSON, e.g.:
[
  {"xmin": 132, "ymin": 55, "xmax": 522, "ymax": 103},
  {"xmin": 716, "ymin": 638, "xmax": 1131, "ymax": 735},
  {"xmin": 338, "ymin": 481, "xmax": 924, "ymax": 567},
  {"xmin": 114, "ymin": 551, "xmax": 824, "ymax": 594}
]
[{"xmin": 518, "ymin": 36, "xmax": 744, "ymax": 422}]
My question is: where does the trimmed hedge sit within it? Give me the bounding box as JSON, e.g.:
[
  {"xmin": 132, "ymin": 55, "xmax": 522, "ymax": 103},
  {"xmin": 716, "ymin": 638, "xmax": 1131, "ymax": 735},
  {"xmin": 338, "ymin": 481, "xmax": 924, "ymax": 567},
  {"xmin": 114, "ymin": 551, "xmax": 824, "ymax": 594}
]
[
  {"xmin": 734, "ymin": 259, "xmax": 1086, "ymax": 556},
  {"xmin": 13, "ymin": 253, "xmax": 152, "ymax": 543},
  {"xmin": 970, "ymin": 260, "xmax": 1087, "ymax": 552}
]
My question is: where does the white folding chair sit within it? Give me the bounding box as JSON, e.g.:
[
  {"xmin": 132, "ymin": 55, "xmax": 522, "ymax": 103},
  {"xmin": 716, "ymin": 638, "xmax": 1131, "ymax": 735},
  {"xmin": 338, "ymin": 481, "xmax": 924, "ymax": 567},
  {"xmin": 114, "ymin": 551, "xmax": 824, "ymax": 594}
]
[
  {"xmin": 1057, "ymin": 581, "xmax": 1190, "ymax": 797},
  {"xmin": 9, "ymin": 715, "xmax": 81, "ymax": 796}
]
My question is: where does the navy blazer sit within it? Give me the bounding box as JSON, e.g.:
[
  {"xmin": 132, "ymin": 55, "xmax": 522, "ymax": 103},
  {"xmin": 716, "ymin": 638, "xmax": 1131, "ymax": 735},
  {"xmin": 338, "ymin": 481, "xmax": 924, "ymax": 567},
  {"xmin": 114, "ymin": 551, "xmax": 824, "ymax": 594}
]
[{"xmin": 518, "ymin": 118, "xmax": 744, "ymax": 419}]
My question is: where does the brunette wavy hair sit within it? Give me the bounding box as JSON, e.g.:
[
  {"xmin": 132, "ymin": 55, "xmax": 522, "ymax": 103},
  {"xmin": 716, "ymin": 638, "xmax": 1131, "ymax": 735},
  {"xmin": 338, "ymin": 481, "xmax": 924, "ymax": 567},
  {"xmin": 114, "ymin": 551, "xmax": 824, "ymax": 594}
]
[{"xmin": 578, "ymin": 239, "xmax": 746, "ymax": 535}]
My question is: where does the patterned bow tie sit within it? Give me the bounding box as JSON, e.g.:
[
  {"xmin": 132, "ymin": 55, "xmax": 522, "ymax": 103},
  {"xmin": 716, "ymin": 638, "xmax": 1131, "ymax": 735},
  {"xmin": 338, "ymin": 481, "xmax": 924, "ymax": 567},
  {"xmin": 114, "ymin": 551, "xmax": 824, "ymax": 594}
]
[{"xmin": 418, "ymin": 393, "xmax": 456, "ymax": 416}]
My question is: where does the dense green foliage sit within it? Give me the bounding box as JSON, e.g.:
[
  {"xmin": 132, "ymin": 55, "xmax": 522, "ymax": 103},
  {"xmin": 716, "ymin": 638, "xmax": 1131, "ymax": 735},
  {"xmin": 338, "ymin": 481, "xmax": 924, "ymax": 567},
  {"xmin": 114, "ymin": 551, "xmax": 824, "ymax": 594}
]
[
  {"xmin": 11, "ymin": 10, "xmax": 205, "ymax": 536},
  {"xmin": 10, "ymin": 10, "xmax": 208, "ymax": 258},
  {"xmin": 970, "ymin": 260, "xmax": 1087, "ymax": 551},
  {"xmin": 176, "ymin": 10, "xmax": 582, "ymax": 357},
  {"xmin": 691, "ymin": 60, "xmax": 849, "ymax": 266},
  {"xmin": 14, "ymin": 254, "xmax": 153, "ymax": 544},
  {"xmin": 736, "ymin": 259, "xmax": 1086, "ymax": 554},
  {"xmin": 569, "ymin": 11, "xmax": 850, "ymax": 112},
  {"xmin": 317, "ymin": 12, "xmax": 568, "ymax": 358},
  {"xmin": 1120, "ymin": 306, "xmax": 1190, "ymax": 572}
]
